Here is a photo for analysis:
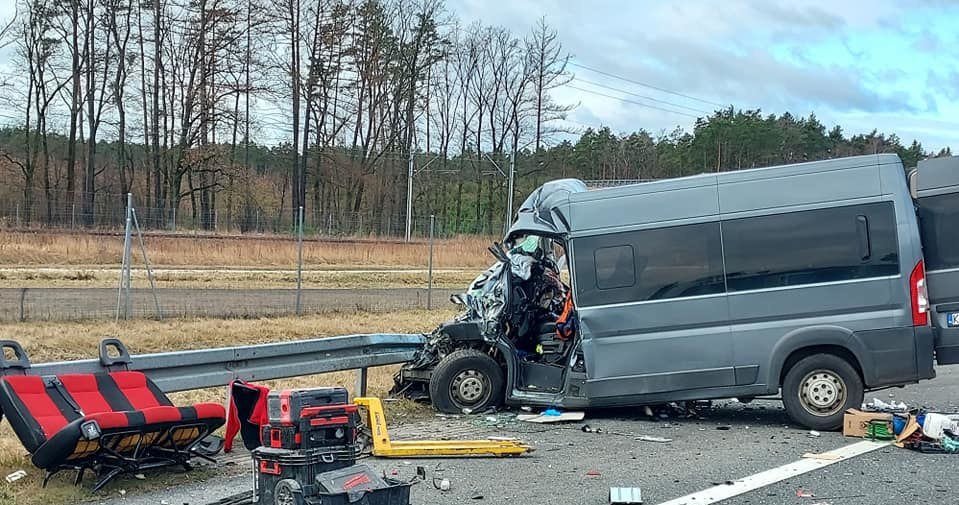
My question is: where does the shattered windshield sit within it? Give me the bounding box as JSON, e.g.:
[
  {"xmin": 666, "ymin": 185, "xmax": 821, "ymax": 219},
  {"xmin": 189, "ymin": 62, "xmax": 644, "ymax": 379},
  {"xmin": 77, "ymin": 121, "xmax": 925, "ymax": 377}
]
[{"xmin": 456, "ymin": 235, "xmax": 568, "ymax": 344}]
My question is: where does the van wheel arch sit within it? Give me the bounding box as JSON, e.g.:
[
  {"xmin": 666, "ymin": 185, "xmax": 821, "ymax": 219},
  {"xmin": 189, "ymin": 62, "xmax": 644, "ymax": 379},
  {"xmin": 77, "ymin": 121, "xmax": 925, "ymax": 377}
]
[{"xmin": 778, "ymin": 345, "xmax": 864, "ymax": 387}]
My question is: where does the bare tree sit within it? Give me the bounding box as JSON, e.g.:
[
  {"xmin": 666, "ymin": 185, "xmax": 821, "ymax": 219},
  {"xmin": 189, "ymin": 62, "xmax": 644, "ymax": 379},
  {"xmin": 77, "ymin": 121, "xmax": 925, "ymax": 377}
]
[{"xmin": 525, "ymin": 17, "xmax": 572, "ymax": 152}]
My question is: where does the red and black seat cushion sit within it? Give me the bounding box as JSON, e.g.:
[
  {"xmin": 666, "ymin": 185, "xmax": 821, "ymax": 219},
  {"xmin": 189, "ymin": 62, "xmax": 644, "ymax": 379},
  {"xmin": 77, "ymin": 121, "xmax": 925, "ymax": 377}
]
[
  {"xmin": 0, "ymin": 372, "xmax": 226, "ymax": 471},
  {"xmin": 108, "ymin": 371, "xmax": 225, "ymax": 431}
]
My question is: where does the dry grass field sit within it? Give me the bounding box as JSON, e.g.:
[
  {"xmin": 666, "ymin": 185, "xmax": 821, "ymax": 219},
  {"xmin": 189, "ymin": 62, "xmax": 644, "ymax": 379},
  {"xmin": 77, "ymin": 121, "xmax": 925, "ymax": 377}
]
[
  {"xmin": 0, "ymin": 309, "xmax": 457, "ymax": 505},
  {"xmin": 0, "ymin": 231, "xmax": 495, "ymax": 269},
  {"xmin": 0, "ymin": 266, "xmax": 478, "ymax": 289}
]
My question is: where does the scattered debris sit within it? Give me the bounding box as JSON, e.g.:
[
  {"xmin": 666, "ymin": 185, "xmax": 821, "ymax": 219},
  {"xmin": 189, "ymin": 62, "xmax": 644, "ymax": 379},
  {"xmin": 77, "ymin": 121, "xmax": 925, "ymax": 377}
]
[
  {"xmin": 863, "ymin": 398, "xmax": 908, "ymax": 413},
  {"xmin": 134, "ymin": 473, "xmax": 146, "ymax": 480},
  {"xmin": 636, "ymin": 435, "xmax": 672, "ymax": 443},
  {"xmin": 518, "ymin": 410, "xmax": 585, "ymax": 423},
  {"xmin": 807, "ymin": 430, "xmax": 821, "ymax": 438},
  {"xmin": 716, "ymin": 425, "xmax": 732, "ymax": 431},
  {"xmin": 471, "ymin": 494, "xmax": 485, "ymax": 500},
  {"xmin": 433, "ymin": 478, "xmax": 451, "ymax": 491},
  {"xmin": 5, "ymin": 470, "xmax": 26, "ymax": 483},
  {"xmin": 609, "ymin": 487, "xmax": 643, "ymax": 504},
  {"xmin": 843, "ymin": 409, "xmax": 893, "ymax": 438},
  {"xmin": 586, "ymin": 470, "xmax": 602, "ymax": 478},
  {"xmin": 796, "ymin": 488, "xmax": 814, "ymax": 498}
]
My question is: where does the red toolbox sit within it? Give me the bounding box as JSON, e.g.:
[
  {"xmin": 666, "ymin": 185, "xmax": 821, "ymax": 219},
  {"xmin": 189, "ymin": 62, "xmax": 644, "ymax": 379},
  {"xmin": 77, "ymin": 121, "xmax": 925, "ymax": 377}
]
[
  {"xmin": 267, "ymin": 387, "xmax": 349, "ymax": 424},
  {"xmin": 261, "ymin": 387, "xmax": 359, "ymax": 450}
]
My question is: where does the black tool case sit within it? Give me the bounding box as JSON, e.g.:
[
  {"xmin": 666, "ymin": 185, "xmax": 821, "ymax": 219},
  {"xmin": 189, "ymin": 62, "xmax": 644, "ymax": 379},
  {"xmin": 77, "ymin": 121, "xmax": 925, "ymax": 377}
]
[{"xmin": 252, "ymin": 446, "xmax": 356, "ymax": 504}]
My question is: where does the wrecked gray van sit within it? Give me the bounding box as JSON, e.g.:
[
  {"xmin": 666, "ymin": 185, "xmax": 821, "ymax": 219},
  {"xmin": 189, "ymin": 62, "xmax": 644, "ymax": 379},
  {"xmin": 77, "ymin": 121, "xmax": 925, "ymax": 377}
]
[{"xmin": 394, "ymin": 154, "xmax": 958, "ymax": 430}]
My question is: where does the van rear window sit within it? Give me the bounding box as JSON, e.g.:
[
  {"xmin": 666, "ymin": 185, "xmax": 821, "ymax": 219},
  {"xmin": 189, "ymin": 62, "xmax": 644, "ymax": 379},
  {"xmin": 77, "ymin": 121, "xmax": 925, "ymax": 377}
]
[
  {"xmin": 918, "ymin": 193, "xmax": 959, "ymax": 271},
  {"xmin": 722, "ymin": 202, "xmax": 900, "ymax": 292}
]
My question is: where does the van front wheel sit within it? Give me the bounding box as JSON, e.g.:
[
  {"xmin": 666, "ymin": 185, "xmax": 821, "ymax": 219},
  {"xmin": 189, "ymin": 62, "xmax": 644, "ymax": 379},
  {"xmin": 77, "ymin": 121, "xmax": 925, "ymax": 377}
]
[
  {"xmin": 782, "ymin": 353, "xmax": 863, "ymax": 431},
  {"xmin": 429, "ymin": 349, "xmax": 504, "ymax": 414}
]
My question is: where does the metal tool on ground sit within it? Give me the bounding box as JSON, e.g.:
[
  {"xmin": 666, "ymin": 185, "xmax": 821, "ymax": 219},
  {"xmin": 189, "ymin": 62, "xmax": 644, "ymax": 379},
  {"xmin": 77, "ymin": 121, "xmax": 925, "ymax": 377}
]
[{"xmin": 354, "ymin": 397, "xmax": 532, "ymax": 457}]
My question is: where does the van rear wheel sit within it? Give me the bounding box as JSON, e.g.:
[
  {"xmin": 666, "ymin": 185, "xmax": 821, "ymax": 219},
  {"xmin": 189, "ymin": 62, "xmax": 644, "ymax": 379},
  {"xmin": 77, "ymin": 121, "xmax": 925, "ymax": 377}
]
[
  {"xmin": 782, "ymin": 353, "xmax": 863, "ymax": 431},
  {"xmin": 429, "ymin": 349, "xmax": 504, "ymax": 414}
]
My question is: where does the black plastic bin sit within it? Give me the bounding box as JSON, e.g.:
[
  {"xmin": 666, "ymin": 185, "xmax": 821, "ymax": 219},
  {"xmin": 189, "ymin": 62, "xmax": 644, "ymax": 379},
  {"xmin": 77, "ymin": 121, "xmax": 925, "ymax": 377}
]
[
  {"xmin": 314, "ymin": 479, "xmax": 413, "ymax": 505},
  {"xmin": 253, "ymin": 446, "xmax": 357, "ymax": 504}
]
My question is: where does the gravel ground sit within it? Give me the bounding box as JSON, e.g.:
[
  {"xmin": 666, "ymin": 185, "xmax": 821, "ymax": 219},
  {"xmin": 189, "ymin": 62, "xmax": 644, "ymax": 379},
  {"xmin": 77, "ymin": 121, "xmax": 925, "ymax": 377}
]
[{"xmin": 100, "ymin": 367, "xmax": 959, "ymax": 505}]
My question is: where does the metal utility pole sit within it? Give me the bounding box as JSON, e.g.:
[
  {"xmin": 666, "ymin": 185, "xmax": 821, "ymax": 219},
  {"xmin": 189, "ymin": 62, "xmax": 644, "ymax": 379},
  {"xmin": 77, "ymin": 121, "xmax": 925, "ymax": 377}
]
[
  {"xmin": 506, "ymin": 150, "xmax": 516, "ymax": 226},
  {"xmin": 405, "ymin": 150, "xmax": 414, "ymax": 242},
  {"xmin": 295, "ymin": 206, "xmax": 304, "ymax": 315},
  {"xmin": 427, "ymin": 215, "xmax": 435, "ymax": 310}
]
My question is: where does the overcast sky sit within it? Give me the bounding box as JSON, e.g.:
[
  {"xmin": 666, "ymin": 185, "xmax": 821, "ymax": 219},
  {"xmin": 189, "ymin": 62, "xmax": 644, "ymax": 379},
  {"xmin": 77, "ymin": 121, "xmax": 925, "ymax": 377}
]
[
  {"xmin": 452, "ymin": 0, "xmax": 958, "ymax": 152},
  {"xmin": 0, "ymin": 1, "xmax": 955, "ymax": 152}
]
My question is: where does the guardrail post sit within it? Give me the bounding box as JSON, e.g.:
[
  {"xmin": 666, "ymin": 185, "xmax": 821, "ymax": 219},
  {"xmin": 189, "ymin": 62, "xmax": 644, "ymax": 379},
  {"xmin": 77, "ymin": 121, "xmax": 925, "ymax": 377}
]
[{"xmin": 355, "ymin": 367, "xmax": 368, "ymax": 397}]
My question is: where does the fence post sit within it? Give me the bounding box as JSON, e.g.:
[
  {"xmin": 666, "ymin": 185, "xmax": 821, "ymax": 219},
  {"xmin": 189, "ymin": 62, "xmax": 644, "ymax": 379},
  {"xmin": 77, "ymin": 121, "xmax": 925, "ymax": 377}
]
[
  {"xmin": 15, "ymin": 204, "xmax": 20, "ymax": 228},
  {"xmin": 171, "ymin": 207, "xmax": 177, "ymax": 232},
  {"xmin": 116, "ymin": 193, "xmax": 133, "ymax": 321},
  {"xmin": 71, "ymin": 204, "xmax": 76, "ymax": 229},
  {"xmin": 214, "ymin": 210, "xmax": 218, "ymax": 234},
  {"xmin": 295, "ymin": 206, "xmax": 304, "ymax": 316},
  {"xmin": 427, "ymin": 215, "xmax": 435, "ymax": 310},
  {"xmin": 18, "ymin": 288, "xmax": 27, "ymax": 322},
  {"xmin": 327, "ymin": 213, "xmax": 333, "ymax": 236},
  {"xmin": 355, "ymin": 367, "xmax": 368, "ymax": 397}
]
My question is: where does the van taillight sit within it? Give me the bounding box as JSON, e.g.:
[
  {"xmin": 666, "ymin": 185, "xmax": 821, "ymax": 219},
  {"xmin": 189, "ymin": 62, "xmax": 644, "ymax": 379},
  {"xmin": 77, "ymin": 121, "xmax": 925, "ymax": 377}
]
[{"xmin": 910, "ymin": 260, "xmax": 929, "ymax": 326}]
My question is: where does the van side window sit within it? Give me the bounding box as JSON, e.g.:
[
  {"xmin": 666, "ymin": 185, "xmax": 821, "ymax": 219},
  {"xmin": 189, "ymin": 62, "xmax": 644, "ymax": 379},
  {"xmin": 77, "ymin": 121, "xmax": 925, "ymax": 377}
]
[
  {"xmin": 723, "ymin": 202, "xmax": 900, "ymax": 292},
  {"xmin": 917, "ymin": 194, "xmax": 959, "ymax": 271},
  {"xmin": 594, "ymin": 245, "xmax": 636, "ymax": 289},
  {"xmin": 574, "ymin": 222, "xmax": 725, "ymax": 307}
]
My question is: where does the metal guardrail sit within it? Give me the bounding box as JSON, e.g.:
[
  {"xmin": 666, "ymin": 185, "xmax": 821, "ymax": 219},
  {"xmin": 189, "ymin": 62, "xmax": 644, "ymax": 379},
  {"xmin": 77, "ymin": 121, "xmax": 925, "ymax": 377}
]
[{"xmin": 22, "ymin": 333, "xmax": 426, "ymax": 395}]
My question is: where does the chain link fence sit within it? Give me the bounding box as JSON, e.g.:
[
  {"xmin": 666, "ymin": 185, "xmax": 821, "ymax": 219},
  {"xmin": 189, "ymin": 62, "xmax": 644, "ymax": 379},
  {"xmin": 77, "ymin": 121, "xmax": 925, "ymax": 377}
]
[
  {"xmin": 0, "ymin": 287, "xmax": 461, "ymax": 322},
  {"xmin": 0, "ymin": 199, "xmax": 511, "ymax": 240}
]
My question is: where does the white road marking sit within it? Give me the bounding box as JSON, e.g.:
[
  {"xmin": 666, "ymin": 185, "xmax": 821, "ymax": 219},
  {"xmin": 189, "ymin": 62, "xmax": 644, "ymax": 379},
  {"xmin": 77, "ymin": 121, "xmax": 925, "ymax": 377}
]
[{"xmin": 656, "ymin": 440, "xmax": 890, "ymax": 505}]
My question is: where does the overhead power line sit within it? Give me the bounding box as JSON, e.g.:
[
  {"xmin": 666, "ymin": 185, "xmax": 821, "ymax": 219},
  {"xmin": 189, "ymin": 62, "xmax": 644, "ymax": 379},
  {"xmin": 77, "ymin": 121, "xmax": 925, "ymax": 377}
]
[
  {"xmin": 569, "ymin": 61, "xmax": 727, "ymax": 108},
  {"xmin": 573, "ymin": 76, "xmax": 709, "ymax": 114},
  {"xmin": 565, "ymin": 84, "xmax": 700, "ymax": 118}
]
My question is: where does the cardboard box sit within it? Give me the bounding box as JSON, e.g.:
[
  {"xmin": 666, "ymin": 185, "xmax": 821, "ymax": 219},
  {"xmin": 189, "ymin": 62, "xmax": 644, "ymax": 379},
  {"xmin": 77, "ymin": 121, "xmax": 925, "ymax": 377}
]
[{"xmin": 843, "ymin": 409, "xmax": 893, "ymax": 438}]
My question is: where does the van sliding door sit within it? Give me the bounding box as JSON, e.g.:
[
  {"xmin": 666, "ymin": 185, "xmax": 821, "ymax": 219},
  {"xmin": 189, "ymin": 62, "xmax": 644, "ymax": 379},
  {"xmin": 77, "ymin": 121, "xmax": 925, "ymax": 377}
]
[
  {"xmin": 915, "ymin": 156, "xmax": 959, "ymax": 365},
  {"xmin": 570, "ymin": 220, "xmax": 735, "ymax": 401}
]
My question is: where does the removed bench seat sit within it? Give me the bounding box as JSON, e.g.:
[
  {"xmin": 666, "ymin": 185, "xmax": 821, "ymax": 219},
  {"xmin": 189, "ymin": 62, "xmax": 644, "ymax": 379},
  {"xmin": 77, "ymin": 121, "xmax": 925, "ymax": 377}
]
[{"xmin": 0, "ymin": 339, "xmax": 225, "ymax": 491}]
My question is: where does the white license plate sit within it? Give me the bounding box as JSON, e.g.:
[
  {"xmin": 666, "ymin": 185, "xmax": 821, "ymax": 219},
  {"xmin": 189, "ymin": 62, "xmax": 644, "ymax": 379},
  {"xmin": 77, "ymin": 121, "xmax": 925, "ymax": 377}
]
[{"xmin": 949, "ymin": 312, "xmax": 959, "ymax": 328}]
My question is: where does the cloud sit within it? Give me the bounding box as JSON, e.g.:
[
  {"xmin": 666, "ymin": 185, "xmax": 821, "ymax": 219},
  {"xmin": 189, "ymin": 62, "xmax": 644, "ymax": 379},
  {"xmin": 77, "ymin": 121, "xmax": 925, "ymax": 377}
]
[{"xmin": 448, "ymin": 0, "xmax": 956, "ymax": 151}]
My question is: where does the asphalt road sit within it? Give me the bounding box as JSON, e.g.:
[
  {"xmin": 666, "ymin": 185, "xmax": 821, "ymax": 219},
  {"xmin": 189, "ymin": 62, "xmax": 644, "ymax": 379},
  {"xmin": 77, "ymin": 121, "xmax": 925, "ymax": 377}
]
[{"xmin": 101, "ymin": 366, "xmax": 959, "ymax": 505}]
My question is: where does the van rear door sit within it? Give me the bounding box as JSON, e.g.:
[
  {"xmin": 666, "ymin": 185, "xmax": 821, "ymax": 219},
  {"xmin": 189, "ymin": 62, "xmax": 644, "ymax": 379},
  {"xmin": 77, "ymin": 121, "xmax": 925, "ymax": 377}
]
[{"xmin": 914, "ymin": 156, "xmax": 959, "ymax": 365}]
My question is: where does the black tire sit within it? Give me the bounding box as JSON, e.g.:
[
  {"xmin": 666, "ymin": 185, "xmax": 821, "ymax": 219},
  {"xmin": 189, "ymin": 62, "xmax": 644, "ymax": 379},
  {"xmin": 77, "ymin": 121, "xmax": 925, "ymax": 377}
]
[
  {"xmin": 429, "ymin": 349, "xmax": 505, "ymax": 414},
  {"xmin": 274, "ymin": 478, "xmax": 302, "ymax": 505},
  {"xmin": 782, "ymin": 353, "xmax": 864, "ymax": 431}
]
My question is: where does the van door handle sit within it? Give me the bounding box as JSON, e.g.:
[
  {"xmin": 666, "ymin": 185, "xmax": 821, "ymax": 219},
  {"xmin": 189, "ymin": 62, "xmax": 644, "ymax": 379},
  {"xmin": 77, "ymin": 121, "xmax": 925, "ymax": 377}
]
[{"xmin": 856, "ymin": 216, "xmax": 871, "ymax": 260}]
